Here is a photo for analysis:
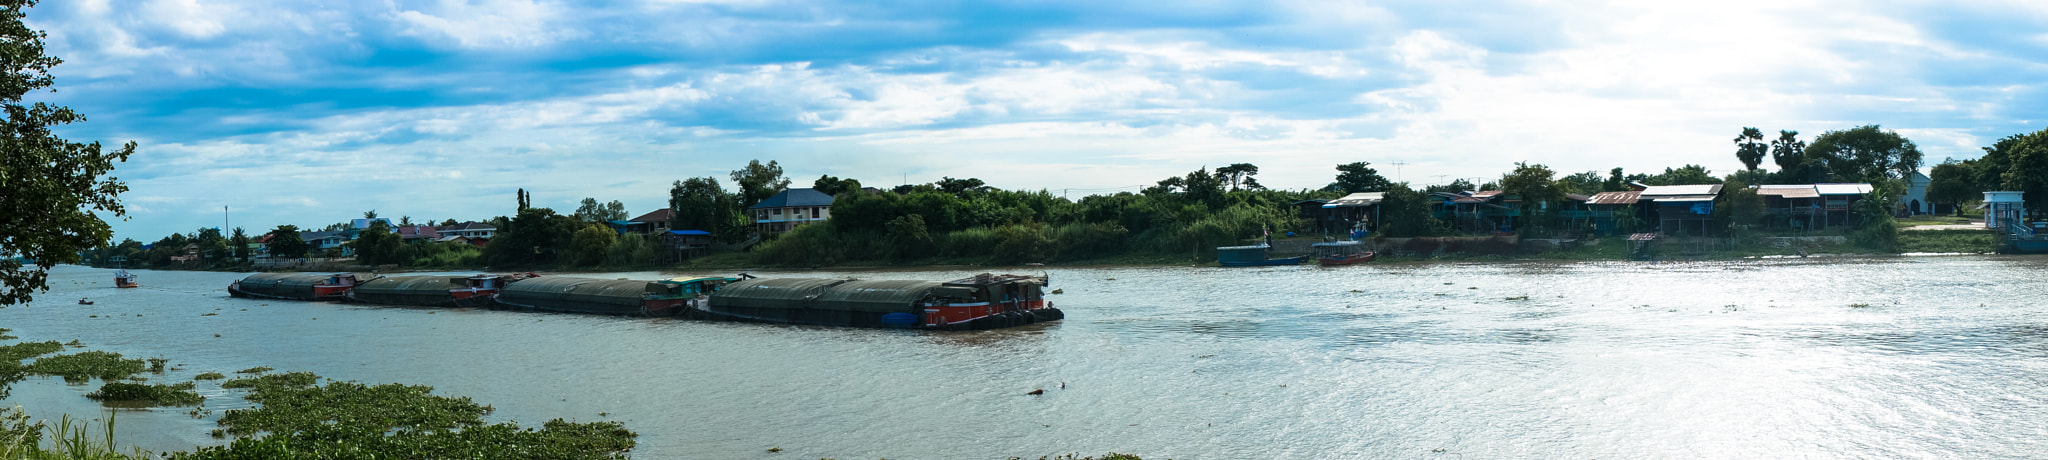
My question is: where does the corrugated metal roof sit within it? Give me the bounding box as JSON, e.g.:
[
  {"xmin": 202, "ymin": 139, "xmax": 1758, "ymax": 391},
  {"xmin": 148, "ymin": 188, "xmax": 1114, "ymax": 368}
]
[
  {"xmin": 1587, "ymin": 191, "xmax": 1641, "ymax": 205},
  {"xmin": 1815, "ymin": 183, "xmax": 1873, "ymax": 195},
  {"xmin": 1471, "ymin": 190, "xmax": 1503, "ymax": 198},
  {"xmin": 1322, "ymin": 192, "xmax": 1385, "ymax": 208},
  {"xmin": 1652, "ymin": 195, "xmax": 1718, "ymax": 202},
  {"xmin": 1565, "ymin": 193, "xmax": 1591, "ymax": 202},
  {"xmin": 1756, "ymin": 186, "xmax": 1820, "ymax": 198},
  {"xmin": 1640, "ymin": 184, "xmax": 1723, "ymax": 197}
]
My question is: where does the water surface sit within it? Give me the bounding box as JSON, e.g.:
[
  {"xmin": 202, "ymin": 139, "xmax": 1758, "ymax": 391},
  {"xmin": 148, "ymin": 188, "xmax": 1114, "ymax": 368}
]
[{"xmin": 5, "ymin": 258, "xmax": 2047, "ymax": 458}]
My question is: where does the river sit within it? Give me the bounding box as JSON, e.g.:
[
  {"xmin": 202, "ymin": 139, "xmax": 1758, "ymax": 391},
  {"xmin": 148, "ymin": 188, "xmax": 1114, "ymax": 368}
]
[{"xmin": 4, "ymin": 258, "xmax": 2048, "ymax": 458}]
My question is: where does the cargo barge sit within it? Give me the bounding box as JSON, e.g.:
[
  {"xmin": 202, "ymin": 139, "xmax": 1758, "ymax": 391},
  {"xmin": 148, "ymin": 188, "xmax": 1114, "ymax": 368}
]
[
  {"xmin": 347, "ymin": 274, "xmax": 527, "ymax": 308},
  {"xmin": 228, "ymin": 273, "xmax": 367, "ymax": 301},
  {"xmin": 493, "ymin": 276, "xmax": 737, "ymax": 316},
  {"xmin": 694, "ymin": 273, "xmax": 1062, "ymax": 330}
]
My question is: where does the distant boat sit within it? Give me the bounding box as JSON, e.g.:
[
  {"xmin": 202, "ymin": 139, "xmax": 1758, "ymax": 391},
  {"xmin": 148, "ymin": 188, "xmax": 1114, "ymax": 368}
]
[
  {"xmin": 1216, "ymin": 244, "xmax": 1306, "ymax": 267},
  {"xmin": 1312, "ymin": 241, "xmax": 1375, "ymax": 266},
  {"xmin": 114, "ymin": 270, "xmax": 139, "ymax": 288}
]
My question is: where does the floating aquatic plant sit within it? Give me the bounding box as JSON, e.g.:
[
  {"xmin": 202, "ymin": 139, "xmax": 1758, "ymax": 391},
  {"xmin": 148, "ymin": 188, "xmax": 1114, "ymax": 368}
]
[
  {"xmin": 25, "ymin": 351, "xmax": 147, "ymax": 383},
  {"xmin": 234, "ymin": 366, "xmax": 272, "ymax": 374},
  {"xmin": 85, "ymin": 381, "xmax": 205, "ymax": 406},
  {"xmin": 194, "ymin": 372, "xmax": 225, "ymax": 381}
]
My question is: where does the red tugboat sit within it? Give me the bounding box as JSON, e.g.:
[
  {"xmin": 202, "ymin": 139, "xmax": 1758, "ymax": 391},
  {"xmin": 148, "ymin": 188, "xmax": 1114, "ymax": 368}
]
[
  {"xmin": 229, "ymin": 273, "xmax": 366, "ymax": 301},
  {"xmin": 698, "ymin": 273, "xmax": 1062, "ymax": 330},
  {"xmin": 113, "ymin": 270, "xmax": 140, "ymax": 288}
]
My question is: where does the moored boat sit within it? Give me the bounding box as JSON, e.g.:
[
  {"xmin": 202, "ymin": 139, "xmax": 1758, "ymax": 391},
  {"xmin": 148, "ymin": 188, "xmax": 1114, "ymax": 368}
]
[
  {"xmin": 114, "ymin": 270, "xmax": 139, "ymax": 288},
  {"xmin": 694, "ymin": 273, "xmax": 1062, "ymax": 330},
  {"xmin": 492, "ymin": 276, "xmax": 697, "ymax": 316},
  {"xmin": 1312, "ymin": 241, "xmax": 1375, "ymax": 266},
  {"xmin": 348, "ymin": 273, "xmax": 530, "ymax": 308},
  {"xmin": 1216, "ymin": 244, "xmax": 1306, "ymax": 267},
  {"xmin": 228, "ymin": 273, "xmax": 366, "ymax": 301}
]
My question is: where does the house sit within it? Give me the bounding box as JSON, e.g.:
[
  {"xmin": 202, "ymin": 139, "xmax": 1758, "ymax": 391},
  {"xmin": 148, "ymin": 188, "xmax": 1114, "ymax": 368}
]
[
  {"xmin": 1753, "ymin": 183, "xmax": 1871, "ymax": 230},
  {"xmin": 437, "ymin": 222, "xmax": 497, "ymax": 240},
  {"xmin": 1320, "ymin": 192, "xmax": 1383, "ymax": 235},
  {"xmin": 435, "ymin": 235, "xmax": 483, "ymax": 248},
  {"xmin": 1292, "ymin": 199, "xmax": 1336, "ymax": 235},
  {"xmin": 1639, "ymin": 184, "xmax": 1722, "ymax": 236},
  {"xmin": 396, "ymin": 225, "xmax": 441, "ymax": 241},
  {"xmin": 611, "ymin": 208, "xmax": 675, "ymax": 235},
  {"xmin": 749, "ymin": 188, "xmax": 835, "ymax": 235},
  {"xmin": 1900, "ymin": 170, "xmax": 1933, "ymax": 215},
  {"xmin": 1585, "ymin": 190, "xmax": 1645, "ymax": 236},
  {"xmin": 299, "ymin": 231, "xmax": 353, "ymax": 256},
  {"xmin": 1430, "ymin": 191, "xmax": 1517, "ymax": 233},
  {"xmin": 660, "ymin": 229, "xmax": 714, "ymax": 261},
  {"xmin": 1984, "ymin": 191, "xmax": 2026, "ymax": 230}
]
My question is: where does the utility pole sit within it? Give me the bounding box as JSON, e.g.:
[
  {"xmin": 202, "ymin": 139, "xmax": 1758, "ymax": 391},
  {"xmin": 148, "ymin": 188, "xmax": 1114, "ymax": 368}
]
[
  {"xmin": 224, "ymin": 206, "xmax": 229, "ymax": 231},
  {"xmin": 1392, "ymin": 161, "xmax": 1407, "ymax": 182}
]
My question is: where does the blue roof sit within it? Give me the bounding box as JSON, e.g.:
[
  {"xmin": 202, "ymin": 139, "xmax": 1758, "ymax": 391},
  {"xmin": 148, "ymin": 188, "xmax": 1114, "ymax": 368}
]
[
  {"xmin": 668, "ymin": 230, "xmax": 711, "ymax": 236},
  {"xmin": 748, "ymin": 188, "xmax": 834, "ymax": 209}
]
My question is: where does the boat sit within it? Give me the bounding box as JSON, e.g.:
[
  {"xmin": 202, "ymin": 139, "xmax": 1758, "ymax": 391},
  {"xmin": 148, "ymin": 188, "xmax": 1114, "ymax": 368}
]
[
  {"xmin": 1216, "ymin": 244, "xmax": 1306, "ymax": 267},
  {"xmin": 113, "ymin": 270, "xmax": 139, "ymax": 288},
  {"xmin": 492, "ymin": 276, "xmax": 700, "ymax": 316},
  {"xmin": 692, "ymin": 273, "xmax": 1062, "ymax": 330},
  {"xmin": 228, "ymin": 273, "xmax": 366, "ymax": 301},
  {"xmin": 1312, "ymin": 241, "xmax": 1376, "ymax": 266},
  {"xmin": 347, "ymin": 273, "xmax": 532, "ymax": 308}
]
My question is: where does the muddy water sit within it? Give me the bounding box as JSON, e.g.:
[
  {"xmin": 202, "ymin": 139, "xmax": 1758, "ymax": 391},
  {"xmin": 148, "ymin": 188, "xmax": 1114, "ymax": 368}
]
[{"xmin": 5, "ymin": 257, "xmax": 2048, "ymax": 458}]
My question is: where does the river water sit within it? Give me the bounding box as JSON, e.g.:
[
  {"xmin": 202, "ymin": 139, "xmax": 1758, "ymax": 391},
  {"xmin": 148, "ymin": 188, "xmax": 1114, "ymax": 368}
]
[{"xmin": 5, "ymin": 258, "xmax": 2048, "ymax": 458}]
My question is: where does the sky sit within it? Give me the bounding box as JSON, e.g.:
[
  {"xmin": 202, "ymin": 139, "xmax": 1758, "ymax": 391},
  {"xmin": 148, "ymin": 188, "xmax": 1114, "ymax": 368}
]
[{"xmin": 28, "ymin": 0, "xmax": 2048, "ymax": 241}]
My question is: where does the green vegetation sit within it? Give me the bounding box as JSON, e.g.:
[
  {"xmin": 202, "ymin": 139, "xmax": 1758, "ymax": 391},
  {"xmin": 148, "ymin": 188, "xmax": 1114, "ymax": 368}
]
[
  {"xmin": 235, "ymin": 366, "xmax": 272, "ymax": 374},
  {"xmin": 193, "ymin": 372, "xmax": 225, "ymax": 380},
  {"xmin": 1898, "ymin": 229, "xmax": 1995, "ymax": 253},
  {"xmin": 85, "ymin": 381, "xmax": 204, "ymax": 406},
  {"xmin": 25, "ymin": 351, "xmax": 146, "ymax": 383},
  {"xmin": 0, "ymin": 0, "xmax": 137, "ymax": 306},
  {"xmin": 192, "ymin": 371, "xmax": 636, "ymax": 459}
]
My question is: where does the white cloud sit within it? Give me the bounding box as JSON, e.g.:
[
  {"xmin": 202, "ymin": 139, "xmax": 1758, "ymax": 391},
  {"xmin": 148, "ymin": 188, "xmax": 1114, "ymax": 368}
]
[{"xmin": 387, "ymin": 0, "xmax": 579, "ymax": 49}]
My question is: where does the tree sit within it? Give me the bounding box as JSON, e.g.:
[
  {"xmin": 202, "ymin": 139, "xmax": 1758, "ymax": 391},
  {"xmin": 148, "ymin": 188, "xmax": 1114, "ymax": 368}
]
[
  {"xmin": 266, "ymin": 225, "xmax": 309, "ymax": 259},
  {"xmin": 813, "ymin": 175, "xmax": 862, "ymax": 196},
  {"xmin": 516, "ymin": 188, "xmax": 531, "ymax": 211},
  {"xmin": 1331, "ymin": 162, "xmax": 1392, "ymax": 193},
  {"xmin": 1602, "ymin": 167, "xmax": 1630, "ymax": 192},
  {"xmin": 567, "ymin": 225, "xmax": 616, "ymax": 267},
  {"xmin": 1425, "ymin": 178, "xmax": 1476, "ymax": 194},
  {"xmin": 1215, "ymin": 163, "xmax": 1262, "ymax": 191},
  {"xmin": 1805, "ymin": 124, "xmax": 1921, "ymax": 183},
  {"xmin": 573, "ymin": 198, "xmax": 627, "ymax": 222},
  {"xmin": 1734, "ymin": 127, "xmax": 1768, "ymax": 171},
  {"xmin": 884, "ymin": 213, "xmax": 933, "ymax": 260},
  {"xmin": 354, "ymin": 220, "xmax": 402, "ymax": 265},
  {"xmin": 363, "ymin": 210, "xmax": 378, "ymax": 219},
  {"xmin": 1182, "ymin": 168, "xmax": 1225, "ymax": 208},
  {"xmin": 933, "ymin": 177, "xmax": 988, "ymax": 196},
  {"xmin": 1376, "ymin": 183, "xmax": 1443, "ymax": 237},
  {"xmin": 0, "ymin": 1, "xmax": 137, "ymax": 305},
  {"xmin": 1998, "ymin": 128, "xmax": 2048, "ymax": 216},
  {"xmin": 669, "ymin": 177, "xmax": 747, "ymax": 243},
  {"xmin": 1559, "ymin": 171, "xmax": 1604, "ymax": 194},
  {"xmin": 1499, "ymin": 162, "xmax": 1561, "ymax": 222},
  {"xmin": 229, "ymin": 227, "xmax": 250, "ymax": 262},
  {"xmin": 1770, "ymin": 130, "xmax": 1805, "ymax": 172},
  {"xmin": 1926, "ymin": 159, "xmax": 1977, "ymax": 215},
  {"xmin": 1643, "ymin": 165, "xmax": 1722, "ymax": 186},
  {"xmin": 484, "ymin": 207, "xmax": 582, "ymax": 266},
  {"xmin": 730, "ymin": 160, "xmax": 790, "ymax": 207},
  {"xmin": 1976, "ymin": 134, "xmax": 2021, "ymax": 192},
  {"xmin": 398, "ymin": 216, "xmax": 412, "ymax": 227}
]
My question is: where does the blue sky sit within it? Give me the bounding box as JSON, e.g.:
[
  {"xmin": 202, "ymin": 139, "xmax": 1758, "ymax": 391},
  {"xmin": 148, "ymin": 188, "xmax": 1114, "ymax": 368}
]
[{"xmin": 31, "ymin": 0, "xmax": 2048, "ymax": 240}]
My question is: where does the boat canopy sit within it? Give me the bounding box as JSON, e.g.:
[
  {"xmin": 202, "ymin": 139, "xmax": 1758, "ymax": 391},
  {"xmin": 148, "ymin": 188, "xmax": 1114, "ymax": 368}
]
[
  {"xmin": 710, "ymin": 278, "xmax": 943, "ymax": 313},
  {"xmin": 498, "ymin": 276, "xmax": 672, "ymax": 309},
  {"xmin": 350, "ymin": 275, "xmax": 465, "ymax": 306}
]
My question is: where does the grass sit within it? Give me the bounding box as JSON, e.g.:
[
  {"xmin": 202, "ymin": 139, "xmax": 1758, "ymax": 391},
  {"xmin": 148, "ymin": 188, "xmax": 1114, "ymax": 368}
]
[
  {"xmin": 0, "ymin": 406, "xmax": 145, "ymax": 460},
  {"xmin": 1897, "ymin": 229, "xmax": 1996, "ymax": 253},
  {"xmin": 1896, "ymin": 215, "xmax": 1974, "ymax": 227}
]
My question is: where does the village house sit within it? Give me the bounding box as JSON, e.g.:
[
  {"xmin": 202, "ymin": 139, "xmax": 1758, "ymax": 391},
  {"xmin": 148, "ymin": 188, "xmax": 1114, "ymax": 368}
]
[
  {"xmin": 1319, "ymin": 192, "xmax": 1383, "ymax": 236},
  {"xmin": 1900, "ymin": 170, "xmax": 1933, "ymax": 216},
  {"xmin": 610, "ymin": 208, "xmax": 674, "ymax": 235},
  {"xmin": 750, "ymin": 188, "xmax": 834, "ymax": 235},
  {"xmin": 396, "ymin": 225, "xmax": 441, "ymax": 241},
  {"xmin": 298, "ymin": 230, "xmax": 353, "ymax": 256},
  {"xmin": 1430, "ymin": 190, "xmax": 1517, "ymax": 233},
  {"xmin": 437, "ymin": 222, "xmax": 497, "ymax": 241},
  {"xmin": 660, "ymin": 229, "xmax": 714, "ymax": 261}
]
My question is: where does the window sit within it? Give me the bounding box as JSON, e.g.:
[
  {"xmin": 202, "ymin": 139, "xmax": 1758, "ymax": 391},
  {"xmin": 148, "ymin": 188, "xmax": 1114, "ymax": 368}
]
[
  {"xmin": 772, "ymin": 208, "xmax": 782, "ymax": 216},
  {"xmin": 812, "ymin": 207, "xmax": 820, "ymax": 218}
]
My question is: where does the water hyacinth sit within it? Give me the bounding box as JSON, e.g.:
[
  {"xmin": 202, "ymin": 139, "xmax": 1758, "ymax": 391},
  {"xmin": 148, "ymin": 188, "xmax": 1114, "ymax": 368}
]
[
  {"xmin": 85, "ymin": 381, "xmax": 205, "ymax": 406},
  {"xmin": 25, "ymin": 351, "xmax": 146, "ymax": 383}
]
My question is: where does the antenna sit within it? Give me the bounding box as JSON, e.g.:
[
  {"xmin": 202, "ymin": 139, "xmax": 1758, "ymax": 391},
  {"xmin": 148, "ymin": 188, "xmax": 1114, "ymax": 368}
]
[{"xmin": 1391, "ymin": 161, "xmax": 1407, "ymax": 182}]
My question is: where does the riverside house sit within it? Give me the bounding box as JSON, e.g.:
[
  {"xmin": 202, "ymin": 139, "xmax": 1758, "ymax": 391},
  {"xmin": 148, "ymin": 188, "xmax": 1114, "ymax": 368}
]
[{"xmin": 750, "ymin": 188, "xmax": 834, "ymax": 235}]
